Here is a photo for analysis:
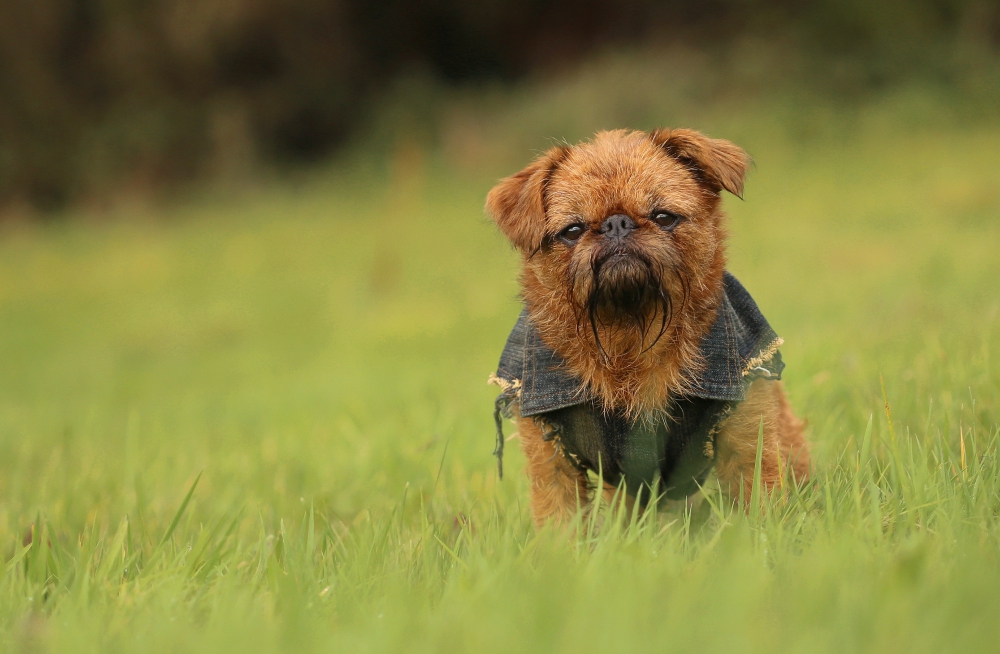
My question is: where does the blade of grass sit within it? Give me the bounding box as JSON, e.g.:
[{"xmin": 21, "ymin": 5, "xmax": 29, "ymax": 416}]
[
  {"xmin": 5, "ymin": 543, "xmax": 32, "ymax": 573},
  {"xmin": 750, "ymin": 417, "xmax": 765, "ymax": 522},
  {"xmin": 859, "ymin": 414, "xmax": 874, "ymax": 473},
  {"xmin": 159, "ymin": 472, "xmax": 202, "ymax": 549}
]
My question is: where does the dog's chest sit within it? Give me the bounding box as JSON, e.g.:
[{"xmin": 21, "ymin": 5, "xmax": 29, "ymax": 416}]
[{"xmin": 536, "ymin": 397, "xmax": 734, "ymax": 503}]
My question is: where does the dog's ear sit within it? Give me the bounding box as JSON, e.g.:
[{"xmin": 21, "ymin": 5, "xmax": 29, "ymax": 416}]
[
  {"xmin": 650, "ymin": 128, "xmax": 751, "ymax": 198},
  {"xmin": 486, "ymin": 146, "xmax": 569, "ymax": 253}
]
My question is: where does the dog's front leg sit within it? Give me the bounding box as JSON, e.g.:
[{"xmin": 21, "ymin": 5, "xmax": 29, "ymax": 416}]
[
  {"xmin": 516, "ymin": 415, "xmax": 591, "ymax": 526},
  {"xmin": 714, "ymin": 379, "xmax": 809, "ymax": 505}
]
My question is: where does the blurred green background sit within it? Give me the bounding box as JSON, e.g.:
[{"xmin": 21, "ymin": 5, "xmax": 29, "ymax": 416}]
[{"xmin": 2, "ymin": 3, "xmax": 1000, "ymax": 652}]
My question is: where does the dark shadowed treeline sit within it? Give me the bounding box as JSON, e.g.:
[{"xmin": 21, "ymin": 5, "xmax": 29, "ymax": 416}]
[{"xmin": 1, "ymin": 0, "xmax": 997, "ymax": 211}]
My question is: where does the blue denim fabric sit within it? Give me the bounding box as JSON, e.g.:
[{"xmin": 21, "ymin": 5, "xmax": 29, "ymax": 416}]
[{"xmin": 491, "ymin": 272, "xmax": 785, "ymax": 501}]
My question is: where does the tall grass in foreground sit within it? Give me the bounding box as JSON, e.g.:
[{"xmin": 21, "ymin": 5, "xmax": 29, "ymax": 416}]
[{"xmin": 3, "ymin": 397, "xmax": 999, "ymax": 652}]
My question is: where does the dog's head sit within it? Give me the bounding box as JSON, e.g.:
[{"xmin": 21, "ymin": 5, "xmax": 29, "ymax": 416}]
[{"xmin": 487, "ymin": 129, "xmax": 749, "ymax": 366}]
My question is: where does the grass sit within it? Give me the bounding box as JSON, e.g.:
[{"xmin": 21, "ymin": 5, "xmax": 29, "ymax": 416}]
[{"xmin": 2, "ymin": 61, "xmax": 1000, "ymax": 651}]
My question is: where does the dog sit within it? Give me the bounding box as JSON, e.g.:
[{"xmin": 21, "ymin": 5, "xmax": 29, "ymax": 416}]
[{"xmin": 486, "ymin": 128, "xmax": 809, "ymax": 525}]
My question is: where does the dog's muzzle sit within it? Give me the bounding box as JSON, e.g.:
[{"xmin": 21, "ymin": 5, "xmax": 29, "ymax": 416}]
[{"xmin": 591, "ymin": 248, "xmax": 659, "ymax": 315}]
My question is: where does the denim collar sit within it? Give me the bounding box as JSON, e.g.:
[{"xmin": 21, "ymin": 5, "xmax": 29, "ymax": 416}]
[{"xmin": 492, "ymin": 272, "xmax": 784, "ymax": 417}]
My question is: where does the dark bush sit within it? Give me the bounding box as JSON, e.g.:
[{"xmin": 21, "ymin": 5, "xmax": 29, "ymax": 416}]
[{"xmin": 0, "ymin": 0, "xmax": 996, "ymax": 210}]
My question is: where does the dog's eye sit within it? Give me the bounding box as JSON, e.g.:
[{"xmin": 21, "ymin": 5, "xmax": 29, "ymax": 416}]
[
  {"xmin": 651, "ymin": 210, "xmax": 683, "ymax": 231},
  {"xmin": 558, "ymin": 223, "xmax": 586, "ymax": 244}
]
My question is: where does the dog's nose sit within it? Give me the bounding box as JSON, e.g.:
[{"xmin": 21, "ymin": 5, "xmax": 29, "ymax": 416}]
[{"xmin": 599, "ymin": 214, "xmax": 637, "ymax": 240}]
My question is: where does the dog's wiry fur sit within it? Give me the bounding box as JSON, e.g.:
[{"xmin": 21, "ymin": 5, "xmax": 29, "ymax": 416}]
[{"xmin": 487, "ymin": 128, "xmax": 810, "ymax": 525}]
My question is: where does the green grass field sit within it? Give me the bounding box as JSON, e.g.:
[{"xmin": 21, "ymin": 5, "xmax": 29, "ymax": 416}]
[{"xmin": 2, "ymin": 68, "xmax": 1000, "ymax": 651}]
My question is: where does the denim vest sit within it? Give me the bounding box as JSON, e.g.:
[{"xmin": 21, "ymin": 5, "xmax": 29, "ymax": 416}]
[{"xmin": 490, "ymin": 272, "xmax": 784, "ymax": 503}]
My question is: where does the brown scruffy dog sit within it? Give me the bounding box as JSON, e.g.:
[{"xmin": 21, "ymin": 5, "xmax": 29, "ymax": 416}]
[{"xmin": 487, "ymin": 128, "xmax": 810, "ymax": 526}]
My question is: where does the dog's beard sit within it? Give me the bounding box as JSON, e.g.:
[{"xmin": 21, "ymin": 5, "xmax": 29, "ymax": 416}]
[{"xmin": 567, "ymin": 244, "xmax": 689, "ymax": 360}]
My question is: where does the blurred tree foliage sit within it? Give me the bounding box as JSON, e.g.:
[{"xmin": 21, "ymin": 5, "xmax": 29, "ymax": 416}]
[{"xmin": 0, "ymin": 0, "xmax": 997, "ymax": 211}]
